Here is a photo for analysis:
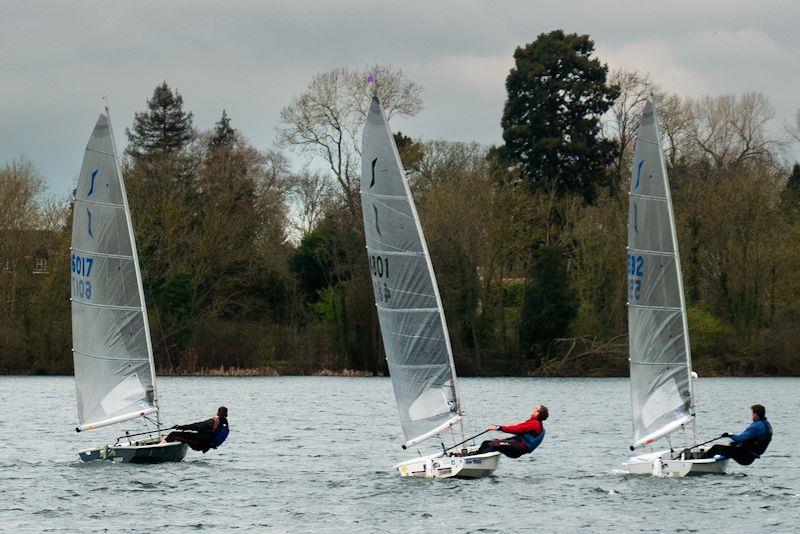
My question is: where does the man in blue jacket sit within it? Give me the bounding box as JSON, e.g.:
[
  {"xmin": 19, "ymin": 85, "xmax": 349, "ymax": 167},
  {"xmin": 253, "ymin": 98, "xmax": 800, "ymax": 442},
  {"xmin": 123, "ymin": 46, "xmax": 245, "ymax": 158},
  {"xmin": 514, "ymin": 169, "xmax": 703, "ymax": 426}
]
[{"xmin": 702, "ymin": 404, "xmax": 773, "ymax": 465}]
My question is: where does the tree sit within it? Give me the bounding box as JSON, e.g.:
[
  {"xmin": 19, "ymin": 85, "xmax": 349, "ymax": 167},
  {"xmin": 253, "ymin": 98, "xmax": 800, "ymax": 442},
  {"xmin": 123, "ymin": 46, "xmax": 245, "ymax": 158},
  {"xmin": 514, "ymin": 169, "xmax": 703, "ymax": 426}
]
[
  {"xmin": 278, "ymin": 64, "xmax": 423, "ymax": 219},
  {"xmin": 500, "ymin": 30, "xmax": 619, "ymax": 202},
  {"xmin": 786, "ymin": 163, "xmax": 800, "ymax": 195},
  {"xmin": 518, "ymin": 244, "xmax": 579, "ymax": 366},
  {"xmin": 607, "ymin": 69, "xmax": 654, "ymax": 191},
  {"xmin": 126, "ymin": 82, "xmax": 195, "ymax": 161},
  {"xmin": 687, "ymin": 93, "xmax": 780, "ymax": 170},
  {"xmin": 208, "ymin": 110, "xmax": 238, "ymax": 151}
]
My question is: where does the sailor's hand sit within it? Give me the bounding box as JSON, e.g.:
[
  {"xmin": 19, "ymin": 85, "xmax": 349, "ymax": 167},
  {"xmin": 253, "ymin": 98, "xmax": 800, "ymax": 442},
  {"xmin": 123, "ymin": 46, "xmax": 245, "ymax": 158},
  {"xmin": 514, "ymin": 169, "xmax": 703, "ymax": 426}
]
[
  {"xmin": 721, "ymin": 432, "xmax": 730, "ymax": 438},
  {"xmin": 486, "ymin": 425, "xmax": 499, "ymax": 431}
]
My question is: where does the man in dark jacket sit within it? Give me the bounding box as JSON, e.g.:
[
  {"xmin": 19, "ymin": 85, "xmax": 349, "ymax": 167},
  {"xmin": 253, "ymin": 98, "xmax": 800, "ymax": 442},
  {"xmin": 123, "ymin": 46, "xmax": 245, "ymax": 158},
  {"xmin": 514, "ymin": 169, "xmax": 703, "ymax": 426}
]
[
  {"xmin": 702, "ymin": 404, "xmax": 772, "ymax": 465},
  {"xmin": 165, "ymin": 406, "xmax": 229, "ymax": 453},
  {"xmin": 472, "ymin": 405, "xmax": 548, "ymax": 459}
]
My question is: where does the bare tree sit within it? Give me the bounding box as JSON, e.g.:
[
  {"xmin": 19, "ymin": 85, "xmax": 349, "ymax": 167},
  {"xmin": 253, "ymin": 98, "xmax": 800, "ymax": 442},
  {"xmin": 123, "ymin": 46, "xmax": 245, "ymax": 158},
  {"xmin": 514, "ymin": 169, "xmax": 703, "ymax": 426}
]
[
  {"xmin": 277, "ymin": 64, "xmax": 423, "ymax": 219},
  {"xmin": 607, "ymin": 69, "xmax": 654, "ymax": 188},
  {"xmin": 688, "ymin": 93, "xmax": 780, "ymax": 169},
  {"xmin": 786, "ymin": 109, "xmax": 800, "ymax": 144},
  {"xmin": 290, "ymin": 168, "xmax": 335, "ymax": 237},
  {"xmin": 653, "ymin": 92, "xmax": 693, "ymax": 169}
]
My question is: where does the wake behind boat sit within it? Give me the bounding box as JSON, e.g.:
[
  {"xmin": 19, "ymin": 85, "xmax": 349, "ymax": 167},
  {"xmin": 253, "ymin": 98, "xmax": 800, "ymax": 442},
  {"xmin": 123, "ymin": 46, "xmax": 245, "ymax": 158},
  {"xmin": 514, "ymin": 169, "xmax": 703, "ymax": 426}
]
[
  {"xmin": 360, "ymin": 96, "xmax": 500, "ymax": 479},
  {"xmin": 71, "ymin": 110, "xmax": 186, "ymax": 463},
  {"xmin": 622, "ymin": 99, "xmax": 727, "ymax": 477}
]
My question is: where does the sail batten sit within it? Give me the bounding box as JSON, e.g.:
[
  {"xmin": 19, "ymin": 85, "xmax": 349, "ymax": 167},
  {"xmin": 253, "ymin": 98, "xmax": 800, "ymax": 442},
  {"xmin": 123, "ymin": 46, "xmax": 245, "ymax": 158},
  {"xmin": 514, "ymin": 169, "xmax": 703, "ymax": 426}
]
[
  {"xmin": 627, "ymin": 100, "xmax": 694, "ymax": 447},
  {"xmin": 361, "ymin": 97, "xmax": 462, "ymax": 447},
  {"xmin": 71, "ymin": 113, "xmax": 158, "ymax": 429}
]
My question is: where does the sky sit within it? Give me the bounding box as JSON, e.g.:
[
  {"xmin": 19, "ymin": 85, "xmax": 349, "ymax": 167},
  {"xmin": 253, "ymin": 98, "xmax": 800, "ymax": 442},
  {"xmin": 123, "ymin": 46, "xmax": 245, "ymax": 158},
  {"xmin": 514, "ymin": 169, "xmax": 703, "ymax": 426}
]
[{"xmin": 2, "ymin": 0, "xmax": 800, "ymax": 197}]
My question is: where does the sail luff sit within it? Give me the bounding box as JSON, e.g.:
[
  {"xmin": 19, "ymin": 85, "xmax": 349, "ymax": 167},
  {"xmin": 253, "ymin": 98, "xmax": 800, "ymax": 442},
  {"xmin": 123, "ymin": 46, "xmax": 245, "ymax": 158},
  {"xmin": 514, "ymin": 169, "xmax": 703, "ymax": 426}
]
[{"xmin": 105, "ymin": 107, "xmax": 161, "ymax": 421}]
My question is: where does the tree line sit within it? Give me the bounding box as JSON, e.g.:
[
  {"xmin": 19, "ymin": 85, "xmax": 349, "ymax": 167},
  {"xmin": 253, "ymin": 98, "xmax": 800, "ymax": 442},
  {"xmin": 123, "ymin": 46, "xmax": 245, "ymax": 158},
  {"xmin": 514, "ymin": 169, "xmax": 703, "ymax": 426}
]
[{"xmin": 3, "ymin": 29, "xmax": 800, "ymax": 376}]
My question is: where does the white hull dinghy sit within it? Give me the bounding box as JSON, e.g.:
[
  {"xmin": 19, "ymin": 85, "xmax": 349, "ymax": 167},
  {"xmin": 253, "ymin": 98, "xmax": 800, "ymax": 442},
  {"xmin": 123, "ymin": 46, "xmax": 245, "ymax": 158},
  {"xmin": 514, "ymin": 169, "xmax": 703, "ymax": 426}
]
[
  {"xmin": 361, "ymin": 96, "xmax": 499, "ymax": 479},
  {"xmin": 395, "ymin": 449, "xmax": 501, "ymax": 479},
  {"xmin": 623, "ymin": 449, "xmax": 728, "ymax": 477},
  {"xmin": 622, "ymin": 99, "xmax": 727, "ymax": 477},
  {"xmin": 71, "ymin": 110, "xmax": 183, "ymax": 463}
]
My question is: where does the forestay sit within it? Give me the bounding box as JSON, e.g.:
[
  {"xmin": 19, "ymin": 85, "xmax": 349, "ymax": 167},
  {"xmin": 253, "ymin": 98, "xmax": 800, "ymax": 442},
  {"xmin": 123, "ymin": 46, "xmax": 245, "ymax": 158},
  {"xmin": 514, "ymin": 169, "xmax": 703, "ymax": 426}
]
[
  {"xmin": 627, "ymin": 100, "xmax": 693, "ymax": 449},
  {"xmin": 71, "ymin": 113, "xmax": 158, "ymax": 431},
  {"xmin": 361, "ymin": 97, "xmax": 461, "ymax": 448}
]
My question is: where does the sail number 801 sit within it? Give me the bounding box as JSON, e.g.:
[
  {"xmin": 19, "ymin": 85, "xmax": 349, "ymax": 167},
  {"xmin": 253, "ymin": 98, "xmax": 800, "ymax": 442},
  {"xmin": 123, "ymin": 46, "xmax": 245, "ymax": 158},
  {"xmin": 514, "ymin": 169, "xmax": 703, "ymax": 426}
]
[
  {"xmin": 627, "ymin": 253, "xmax": 643, "ymax": 301},
  {"xmin": 370, "ymin": 254, "xmax": 391, "ymax": 302}
]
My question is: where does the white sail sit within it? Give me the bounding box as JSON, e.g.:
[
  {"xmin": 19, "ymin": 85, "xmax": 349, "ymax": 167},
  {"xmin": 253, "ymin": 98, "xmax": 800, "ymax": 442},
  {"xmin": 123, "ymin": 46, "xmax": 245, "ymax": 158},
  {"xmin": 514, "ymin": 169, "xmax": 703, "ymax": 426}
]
[
  {"xmin": 71, "ymin": 113, "xmax": 158, "ymax": 431},
  {"xmin": 627, "ymin": 100, "xmax": 694, "ymax": 449},
  {"xmin": 360, "ymin": 97, "xmax": 461, "ymax": 448}
]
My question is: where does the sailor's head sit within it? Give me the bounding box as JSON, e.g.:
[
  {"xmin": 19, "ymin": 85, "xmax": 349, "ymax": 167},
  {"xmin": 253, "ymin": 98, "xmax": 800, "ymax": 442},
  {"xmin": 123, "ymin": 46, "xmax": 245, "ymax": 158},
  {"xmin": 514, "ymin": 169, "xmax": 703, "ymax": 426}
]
[
  {"xmin": 532, "ymin": 405, "xmax": 549, "ymax": 421},
  {"xmin": 217, "ymin": 406, "xmax": 228, "ymax": 419},
  {"xmin": 751, "ymin": 404, "xmax": 765, "ymax": 421}
]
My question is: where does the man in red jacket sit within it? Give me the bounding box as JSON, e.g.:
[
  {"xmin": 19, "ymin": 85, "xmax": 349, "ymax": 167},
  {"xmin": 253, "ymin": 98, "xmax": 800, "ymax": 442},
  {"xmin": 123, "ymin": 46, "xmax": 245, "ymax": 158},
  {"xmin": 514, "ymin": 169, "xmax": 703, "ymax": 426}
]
[{"xmin": 473, "ymin": 405, "xmax": 548, "ymax": 458}]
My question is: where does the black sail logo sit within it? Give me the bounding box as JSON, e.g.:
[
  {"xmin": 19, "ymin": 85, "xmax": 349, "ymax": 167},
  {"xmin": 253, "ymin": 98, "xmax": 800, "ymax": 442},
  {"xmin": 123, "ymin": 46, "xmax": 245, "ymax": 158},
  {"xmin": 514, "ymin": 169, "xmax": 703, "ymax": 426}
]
[{"xmin": 371, "ymin": 157, "xmax": 381, "ymax": 235}]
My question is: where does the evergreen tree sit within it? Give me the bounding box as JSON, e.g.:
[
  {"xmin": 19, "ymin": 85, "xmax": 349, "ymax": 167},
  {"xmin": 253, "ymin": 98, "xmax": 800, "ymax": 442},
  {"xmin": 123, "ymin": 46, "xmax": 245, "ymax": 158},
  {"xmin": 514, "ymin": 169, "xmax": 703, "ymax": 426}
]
[
  {"xmin": 208, "ymin": 110, "xmax": 238, "ymax": 151},
  {"xmin": 500, "ymin": 30, "xmax": 619, "ymax": 202},
  {"xmin": 518, "ymin": 244, "xmax": 579, "ymax": 366},
  {"xmin": 126, "ymin": 81, "xmax": 195, "ymax": 161}
]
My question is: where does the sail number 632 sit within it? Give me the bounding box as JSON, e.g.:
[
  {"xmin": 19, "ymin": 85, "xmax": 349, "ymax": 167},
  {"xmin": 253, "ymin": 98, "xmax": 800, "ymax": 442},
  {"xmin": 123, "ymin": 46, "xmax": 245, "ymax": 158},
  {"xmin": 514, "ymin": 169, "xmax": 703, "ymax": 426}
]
[{"xmin": 627, "ymin": 254, "xmax": 644, "ymax": 301}]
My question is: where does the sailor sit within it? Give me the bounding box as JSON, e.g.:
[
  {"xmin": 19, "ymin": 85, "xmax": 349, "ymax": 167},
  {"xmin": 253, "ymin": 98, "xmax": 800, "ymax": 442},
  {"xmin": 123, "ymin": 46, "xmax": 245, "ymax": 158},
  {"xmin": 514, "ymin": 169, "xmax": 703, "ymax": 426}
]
[
  {"xmin": 701, "ymin": 404, "xmax": 773, "ymax": 465},
  {"xmin": 164, "ymin": 406, "xmax": 230, "ymax": 453},
  {"xmin": 473, "ymin": 405, "xmax": 548, "ymax": 459}
]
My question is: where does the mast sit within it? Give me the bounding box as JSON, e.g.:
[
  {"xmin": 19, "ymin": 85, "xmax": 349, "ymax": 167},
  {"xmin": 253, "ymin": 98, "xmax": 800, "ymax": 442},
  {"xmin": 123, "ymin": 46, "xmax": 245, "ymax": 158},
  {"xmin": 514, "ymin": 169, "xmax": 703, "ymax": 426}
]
[{"xmin": 105, "ymin": 105, "xmax": 161, "ymax": 431}]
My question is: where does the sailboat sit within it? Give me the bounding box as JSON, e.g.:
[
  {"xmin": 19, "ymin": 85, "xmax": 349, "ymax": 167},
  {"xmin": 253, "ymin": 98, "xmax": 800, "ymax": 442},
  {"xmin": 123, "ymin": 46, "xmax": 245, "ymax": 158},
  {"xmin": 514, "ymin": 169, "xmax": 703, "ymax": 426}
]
[
  {"xmin": 70, "ymin": 111, "xmax": 187, "ymax": 463},
  {"xmin": 622, "ymin": 99, "xmax": 727, "ymax": 476},
  {"xmin": 360, "ymin": 96, "xmax": 500, "ymax": 479}
]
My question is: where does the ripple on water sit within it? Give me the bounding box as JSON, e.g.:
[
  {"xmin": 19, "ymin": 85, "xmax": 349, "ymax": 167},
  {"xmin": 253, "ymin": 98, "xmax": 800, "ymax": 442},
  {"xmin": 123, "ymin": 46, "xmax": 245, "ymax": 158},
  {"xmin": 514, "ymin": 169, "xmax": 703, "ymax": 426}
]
[{"xmin": 2, "ymin": 376, "xmax": 799, "ymax": 532}]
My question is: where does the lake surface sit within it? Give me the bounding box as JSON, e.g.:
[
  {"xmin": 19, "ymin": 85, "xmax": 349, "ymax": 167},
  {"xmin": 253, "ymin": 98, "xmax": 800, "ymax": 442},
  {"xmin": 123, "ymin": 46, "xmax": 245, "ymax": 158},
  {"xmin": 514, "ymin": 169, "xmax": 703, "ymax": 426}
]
[{"xmin": 1, "ymin": 376, "xmax": 797, "ymax": 532}]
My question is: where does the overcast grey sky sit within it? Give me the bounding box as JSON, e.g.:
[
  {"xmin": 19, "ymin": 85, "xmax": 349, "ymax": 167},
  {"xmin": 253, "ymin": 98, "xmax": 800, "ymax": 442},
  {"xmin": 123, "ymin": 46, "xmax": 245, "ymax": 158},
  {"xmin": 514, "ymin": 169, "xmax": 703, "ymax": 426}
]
[{"xmin": 2, "ymin": 0, "xmax": 799, "ymax": 197}]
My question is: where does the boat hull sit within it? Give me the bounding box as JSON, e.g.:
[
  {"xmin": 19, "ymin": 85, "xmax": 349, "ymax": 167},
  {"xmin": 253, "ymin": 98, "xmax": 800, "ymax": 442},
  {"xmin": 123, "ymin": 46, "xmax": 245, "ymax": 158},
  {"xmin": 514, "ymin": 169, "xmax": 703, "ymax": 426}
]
[
  {"xmin": 623, "ymin": 449, "xmax": 729, "ymax": 477},
  {"xmin": 79, "ymin": 438, "xmax": 187, "ymax": 463},
  {"xmin": 395, "ymin": 449, "xmax": 501, "ymax": 479}
]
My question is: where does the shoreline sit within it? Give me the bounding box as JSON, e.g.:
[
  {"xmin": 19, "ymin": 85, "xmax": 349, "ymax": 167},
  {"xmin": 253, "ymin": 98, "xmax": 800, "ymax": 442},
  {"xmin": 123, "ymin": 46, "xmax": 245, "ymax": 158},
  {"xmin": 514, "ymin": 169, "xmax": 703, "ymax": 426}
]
[{"xmin": 1, "ymin": 368, "xmax": 798, "ymax": 378}]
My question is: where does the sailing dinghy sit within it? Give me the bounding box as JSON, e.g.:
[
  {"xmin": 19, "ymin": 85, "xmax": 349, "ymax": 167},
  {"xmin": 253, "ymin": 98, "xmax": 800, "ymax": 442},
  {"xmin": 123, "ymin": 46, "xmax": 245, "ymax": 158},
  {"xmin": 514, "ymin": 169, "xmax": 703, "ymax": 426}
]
[
  {"xmin": 360, "ymin": 96, "xmax": 500, "ymax": 479},
  {"xmin": 71, "ymin": 111, "xmax": 187, "ymax": 463},
  {"xmin": 622, "ymin": 100, "xmax": 727, "ymax": 477}
]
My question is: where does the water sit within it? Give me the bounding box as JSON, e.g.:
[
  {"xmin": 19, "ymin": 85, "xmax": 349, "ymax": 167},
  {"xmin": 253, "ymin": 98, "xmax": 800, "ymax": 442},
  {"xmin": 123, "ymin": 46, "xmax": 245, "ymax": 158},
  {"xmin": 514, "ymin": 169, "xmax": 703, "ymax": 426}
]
[{"xmin": 1, "ymin": 376, "xmax": 797, "ymax": 532}]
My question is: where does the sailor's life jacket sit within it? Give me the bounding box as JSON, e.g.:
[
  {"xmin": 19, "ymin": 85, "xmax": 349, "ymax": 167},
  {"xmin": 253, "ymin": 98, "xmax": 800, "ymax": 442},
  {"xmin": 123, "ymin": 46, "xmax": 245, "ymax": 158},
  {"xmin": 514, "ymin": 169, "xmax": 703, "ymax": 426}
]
[
  {"xmin": 499, "ymin": 417, "xmax": 545, "ymax": 454},
  {"xmin": 731, "ymin": 417, "xmax": 773, "ymax": 457},
  {"xmin": 211, "ymin": 426, "xmax": 229, "ymax": 448}
]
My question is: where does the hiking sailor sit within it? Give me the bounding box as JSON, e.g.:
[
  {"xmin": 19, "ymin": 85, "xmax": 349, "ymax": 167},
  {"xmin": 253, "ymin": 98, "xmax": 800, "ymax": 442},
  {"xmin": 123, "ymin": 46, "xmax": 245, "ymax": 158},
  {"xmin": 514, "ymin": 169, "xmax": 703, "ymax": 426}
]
[
  {"xmin": 473, "ymin": 405, "xmax": 548, "ymax": 459},
  {"xmin": 701, "ymin": 404, "xmax": 772, "ymax": 465},
  {"xmin": 164, "ymin": 406, "xmax": 230, "ymax": 453}
]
